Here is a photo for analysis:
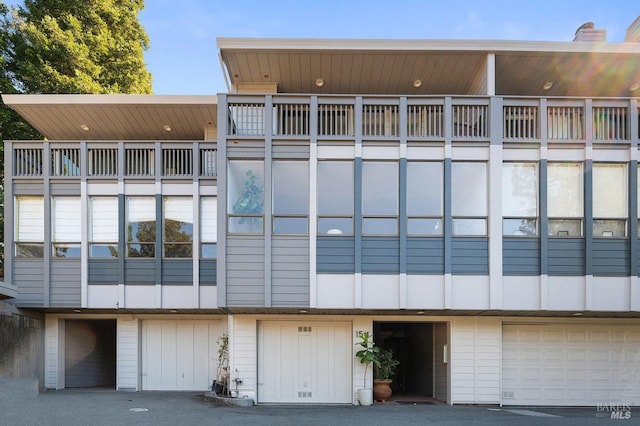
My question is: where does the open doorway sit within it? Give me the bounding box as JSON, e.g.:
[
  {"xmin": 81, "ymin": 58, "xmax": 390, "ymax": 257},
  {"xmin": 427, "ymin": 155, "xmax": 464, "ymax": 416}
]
[
  {"xmin": 373, "ymin": 321, "xmax": 448, "ymax": 403},
  {"xmin": 64, "ymin": 319, "xmax": 116, "ymax": 388}
]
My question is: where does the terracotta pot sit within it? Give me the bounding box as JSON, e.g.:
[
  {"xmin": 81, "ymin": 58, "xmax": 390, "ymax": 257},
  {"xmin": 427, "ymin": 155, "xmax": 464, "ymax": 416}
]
[{"xmin": 373, "ymin": 379, "xmax": 393, "ymax": 402}]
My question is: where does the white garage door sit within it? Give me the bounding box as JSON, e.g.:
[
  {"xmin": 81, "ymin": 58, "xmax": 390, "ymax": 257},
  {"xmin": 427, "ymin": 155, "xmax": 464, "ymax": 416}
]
[
  {"xmin": 142, "ymin": 320, "xmax": 223, "ymax": 390},
  {"xmin": 502, "ymin": 323, "xmax": 640, "ymax": 406},
  {"xmin": 258, "ymin": 321, "xmax": 352, "ymax": 403}
]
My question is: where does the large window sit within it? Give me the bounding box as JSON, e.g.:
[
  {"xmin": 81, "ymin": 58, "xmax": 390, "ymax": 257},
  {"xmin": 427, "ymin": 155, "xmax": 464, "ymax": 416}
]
[
  {"xmin": 127, "ymin": 197, "xmax": 156, "ymax": 257},
  {"xmin": 593, "ymin": 163, "xmax": 627, "ymax": 237},
  {"xmin": 52, "ymin": 197, "xmax": 81, "ymax": 258},
  {"xmin": 273, "ymin": 161, "xmax": 309, "ymax": 234},
  {"xmin": 547, "ymin": 162, "xmax": 583, "ymax": 237},
  {"xmin": 407, "ymin": 162, "xmax": 443, "ymax": 235},
  {"xmin": 452, "ymin": 162, "xmax": 487, "ymax": 235},
  {"xmin": 502, "ymin": 163, "xmax": 538, "ymax": 236},
  {"xmin": 362, "ymin": 161, "xmax": 398, "ymax": 235},
  {"xmin": 317, "ymin": 161, "xmax": 354, "ymax": 235},
  {"xmin": 227, "ymin": 160, "xmax": 264, "ymax": 234},
  {"xmin": 15, "ymin": 196, "xmax": 44, "ymax": 257},
  {"xmin": 164, "ymin": 197, "xmax": 193, "ymax": 258},
  {"xmin": 90, "ymin": 197, "xmax": 118, "ymax": 258},
  {"xmin": 201, "ymin": 197, "xmax": 217, "ymax": 258}
]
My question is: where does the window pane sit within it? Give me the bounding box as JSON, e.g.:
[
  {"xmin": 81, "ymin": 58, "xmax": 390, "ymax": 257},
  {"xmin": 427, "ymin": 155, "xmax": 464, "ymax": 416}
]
[
  {"xmin": 201, "ymin": 243, "xmax": 217, "ymax": 259},
  {"xmin": 407, "ymin": 162, "xmax": 442, "ymax": 216},
  {"xmin": 318, "ymin": 217, "xmax": 353, "ymax": 235},
  {"xmin": 164, "ymin": 244, "xmax": 193, "ymax": 258},
  {"xmin": 362, "ymin": 217, "xmax": 397, "ymax": 235},
  {"xmin": 593, "ymin": 219, "xmax": 626, "ymax": 238},
  {"xmin": 453, "ymin": 218, "xmax": 487, "ymax": 235},
  {"xmin": 593, "ymin": 163, "xmax": 627, "ymax": 218},
  {"xmin": 16, "ymin": 243, "xmax": 44, "ymax": 258},
  {"xmin": 362, "ymin": 162, "xmax": 398, "ymax": 215},
  {"xmin": 273, "ymin": 161, "xmax": 309, "ymax": 214},
  {"xmin": 502, "ymin": 163, "xmax": 537, "ymax": 216},
  {"xmin": 548, "ymin": 219, "xmax": 582, "ymax": 237},
  {"xmin": 228, "ymin": 161, "xmax": 264, "ymax": 215},
  {"xmin": 52, "ymin": 197, "xmax": 81, "ymax": 242},
  {"xmin": 53, "ymin": 244, "xmax": 81, "ymax": 258},
  {"xmin": 90, "ymin": 197, "xmax": 118, "ymax": 242},
  {"xmin": 503, "ymin": 218, "xmax": 537, "ymax": 236},
  {"xmin": 90, "ymin": 244, "xmax": 118, "ymax": 258},
  {"xmin": 548, "ymin": 163, "xmax": 582, "ymax": 217},
  {"xmin": 164, "ymin": 197, "xmax": 193, "ymax": 242},
  {"xmin": 273, "ymin": 217, "xmax": 308, "ymax": 234},
  {"xmin": 407, "ymin": 218, "xmax": 442, "ymax": 235},
  {"xmin": 452, "ymin": 162, "xmax": 487, "ymax": 216},
  {"xmin": 318, "ymin": 162, "xmax": 353, "ymax": 215},
  {"xmin": 228, "ymin": 216, "xmax": 263, "ymax": 234},
  {"xmin": 201, "ymin": 197, "xmax": 217, "ymax": 243},
  {"xmin": 127, "ymin": 197, "xmax": 155, "ymax": 257},
  {"xmin": 16, "ymin": 197, "xmax": 44, "ymax": 242}
]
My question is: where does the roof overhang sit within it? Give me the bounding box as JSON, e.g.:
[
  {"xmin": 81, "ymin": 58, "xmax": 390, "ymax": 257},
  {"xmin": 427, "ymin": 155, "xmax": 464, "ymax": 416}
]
[
  {"xmin": 2, "ymin": 94, "xmax": 218, "ymax": 141},
  {"xmin": 218, "ymin": 37, "xmax": 640, "ymax": 97}
]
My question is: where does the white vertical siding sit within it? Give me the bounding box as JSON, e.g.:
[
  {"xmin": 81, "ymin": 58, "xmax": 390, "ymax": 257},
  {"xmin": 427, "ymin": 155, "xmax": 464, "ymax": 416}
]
[
  {"xmin": 450, "ymin": 317, "xmax": 501, "ymax": 404},
  {"xmin": 44, "ymin": 315, "xmax": 60, "ymax": 389},
  {"xmin": 230, "ymin": 315, "xmax": 257, "ymax": 400},
  {"xmin": 117, "ymin": 317, "xmax": 140, "ymax": 390},
  {"xmin": 352, "ymin": 317, "xmax": 372, "ymax": 404}
]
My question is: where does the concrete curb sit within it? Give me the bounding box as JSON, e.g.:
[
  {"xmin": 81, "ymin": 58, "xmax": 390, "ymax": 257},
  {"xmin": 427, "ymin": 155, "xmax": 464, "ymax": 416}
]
[{"xmin": 203, "ymin": 391, "xmax": 254, "ymax": 407}]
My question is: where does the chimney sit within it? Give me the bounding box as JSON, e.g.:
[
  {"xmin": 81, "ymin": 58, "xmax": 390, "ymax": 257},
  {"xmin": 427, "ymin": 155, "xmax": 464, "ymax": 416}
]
[
  {"xmin": 625, "ymin": 15, "xmax": 640, "ymax": 42},
  {"xmin": 573, "ymin": 22, "xmax": 606, "ymax": 42}
]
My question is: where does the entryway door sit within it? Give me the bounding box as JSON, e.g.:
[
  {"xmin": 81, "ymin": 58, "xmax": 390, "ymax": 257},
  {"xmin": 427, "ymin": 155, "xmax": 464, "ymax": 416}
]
[
  {"xmin": 142, "ymin": 320, "xmax": 223, "ymax": 390},
  {"xmin": 258, "ymin": 321, "xmax": 352, "ymax": 403}
]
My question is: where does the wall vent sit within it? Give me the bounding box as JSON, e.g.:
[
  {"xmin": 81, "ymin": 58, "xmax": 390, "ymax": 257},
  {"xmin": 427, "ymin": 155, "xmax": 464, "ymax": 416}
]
[
  {"xmin": 298, "ymin": 326, "xmax": 312, "ymax": 332},
  {"xmin": 503, "ymin": 391, "xmax": 515, "ymax": 399},
  {"xmin": 297, "ymin": 391, "xmax": 312, "ymax": 398}
]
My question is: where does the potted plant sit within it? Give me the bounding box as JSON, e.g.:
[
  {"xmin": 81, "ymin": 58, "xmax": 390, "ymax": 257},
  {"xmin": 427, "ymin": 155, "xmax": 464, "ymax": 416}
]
[
  {"xmin": 354, "ymin": 331, "xmax": 379, "ymax": 406},
  {"xmin": 373, "ymin": 348, "xmax": 399, "ymax": 402}
]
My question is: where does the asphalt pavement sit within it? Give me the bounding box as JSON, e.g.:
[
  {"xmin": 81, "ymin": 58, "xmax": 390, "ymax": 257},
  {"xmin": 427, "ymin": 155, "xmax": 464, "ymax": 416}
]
[{"xmin": 0, "ymin": 384, "xmax": 635, "ymax": 426}]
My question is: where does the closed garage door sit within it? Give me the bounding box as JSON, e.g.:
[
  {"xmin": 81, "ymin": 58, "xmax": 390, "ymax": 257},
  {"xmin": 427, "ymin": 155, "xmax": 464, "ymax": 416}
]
[
  {"xmin": 258, "ymin": 321, "xmax": 352, "ymax": 403},
  {"xmin": 142, "ymin": 320, "xmax": 223, "ymax": 390},
  {"xmin": 502, "ymin": 323, "xmax": 640, "ymax": 406}
]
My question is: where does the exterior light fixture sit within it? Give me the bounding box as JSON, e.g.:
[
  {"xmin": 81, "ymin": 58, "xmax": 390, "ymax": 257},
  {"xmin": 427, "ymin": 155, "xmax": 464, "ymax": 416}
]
[
  {"xmin": 413, "ymin": 79, "xmax": 423, "ymax": 88},
  {"xmin": 315, "ymin": 78, "xmax": 325, "ymax": 87},
  {"xmin": 417, "ymin": 311, "xmax": 425, "ymax": 315},
  {"xmin": 572, "ymin": 312, "xmax": 583, "ymax": 316},
  {"xmin": 630, "ymin": 83, "xmax": 640, "ymax": 92},
  {"xmin": 169, "ymin": 309, "xmax": 178, "ymax": 313},
  {"xmin": 73, "ymin": 309, "xmax": 82, "ymax": 313},
  {"xmin": 542, "ymin": 81, "xmax": 554, "ymax": 90},
  {"xmin": 80, "ymin": 124, "xmax": 89, "ymax": 131},
  {"xmin": 299, "ymin": 309, "xmax": 309, "ymax": 314},
  {"xmin": 163, "ymin": 125, "xmax": 172, "ymax": 132}
]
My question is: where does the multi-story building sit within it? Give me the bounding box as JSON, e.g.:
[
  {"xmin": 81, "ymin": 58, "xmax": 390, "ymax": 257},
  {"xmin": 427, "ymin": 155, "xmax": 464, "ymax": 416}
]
[{"xmin": 4, "ymin": 21, "xmax": 640, "ymax": 406}]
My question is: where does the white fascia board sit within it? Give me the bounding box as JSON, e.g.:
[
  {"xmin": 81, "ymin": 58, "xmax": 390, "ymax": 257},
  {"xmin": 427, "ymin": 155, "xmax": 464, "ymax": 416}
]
[
  {"xmin": 1, "ymin": 93, "xmax": 218, "ymax": 106},
  {"xmin": 217, "ymin": 37, "xmax": 640, "ymax": 55}
]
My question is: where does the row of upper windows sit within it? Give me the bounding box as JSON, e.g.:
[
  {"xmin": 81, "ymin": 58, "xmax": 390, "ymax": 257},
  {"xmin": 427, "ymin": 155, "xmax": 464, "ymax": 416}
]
[
  {"xmin": 228, "ymin": 160, "xmax": 633, "ymax": 238},
  {"xmin": 228, "ymin": 102, "xmax": 631, "ymax": 140},
  {"xmin": 14, "ymin": 196, "xmax": 217, "ymax": 259},
  {"xmin": 13, "ymin": 147, "xmax": 217, "ymax": 178}
]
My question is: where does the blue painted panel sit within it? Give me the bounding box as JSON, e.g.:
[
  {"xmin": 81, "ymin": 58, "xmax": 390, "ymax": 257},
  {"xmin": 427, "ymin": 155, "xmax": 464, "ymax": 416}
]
[
  {"xmin": 50, "ymin": 260, "xmax": 81, "ymax": 307},
  {"xmin": 406, "ymin": 237, "xmax": 444, "ymax": 274},
  {"xmin": 199, "ymin": 260, "xmax": 217, "ymax": 286},
  {"xmin": 362, "ymin": 237, "xmax": 400, "ymax": 274},
  {"xmin": 592, "ymin": 239, "xmax": 629, "ymax": 276},
  {"xmin": 13, "ymin": 259, "xmax": 45, "ymax": 307},
  {"xmin": 503, "ymin": 238, "xmax": 540, "ymax": 276},
  {"xmin": 162, "ymin": 260, "xmax": 193, "ymax": 286},
  {"xmin": 451, "ymin": 237, "xmax": 488, "ymax": 275},
  {"xmin": 548, "ymin": 239, "xmax": 585, "ymax": 276},
  {"xmin": 124, "ymin": 260, "xmax": 156, "ymax": 285},
  {"xmin": 88, "ymin": 259, "xmax": 119, "ymax": 285},
  {"xmin": 317, "ymin": 236, "xmax": 355, "ymax": 273}
]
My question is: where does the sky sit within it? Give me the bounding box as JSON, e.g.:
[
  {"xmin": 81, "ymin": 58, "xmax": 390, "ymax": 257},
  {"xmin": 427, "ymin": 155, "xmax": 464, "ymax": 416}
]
[{"xmin": 5, "ymin": 1, "xmax": 640, "ymax": 95}]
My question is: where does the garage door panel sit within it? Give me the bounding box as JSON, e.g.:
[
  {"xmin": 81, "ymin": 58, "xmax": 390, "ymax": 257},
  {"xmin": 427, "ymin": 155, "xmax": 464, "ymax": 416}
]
[
  {"xmin": 502, "ymin": 324, "xmax": 640, "ymax": 406},
  {"xmin": 142, "ymin": 320, "xmax": 222, "ymax": 391},
  {"xmin": 258, "ymin": 321, "xmax": 351, "ymax": 404}
]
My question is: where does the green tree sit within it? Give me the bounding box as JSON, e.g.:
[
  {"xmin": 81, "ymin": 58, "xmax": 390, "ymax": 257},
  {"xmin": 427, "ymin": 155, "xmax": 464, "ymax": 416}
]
[{"xmin": 4, "ymin": 0, "xmax": 152, "ymax": 94}]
